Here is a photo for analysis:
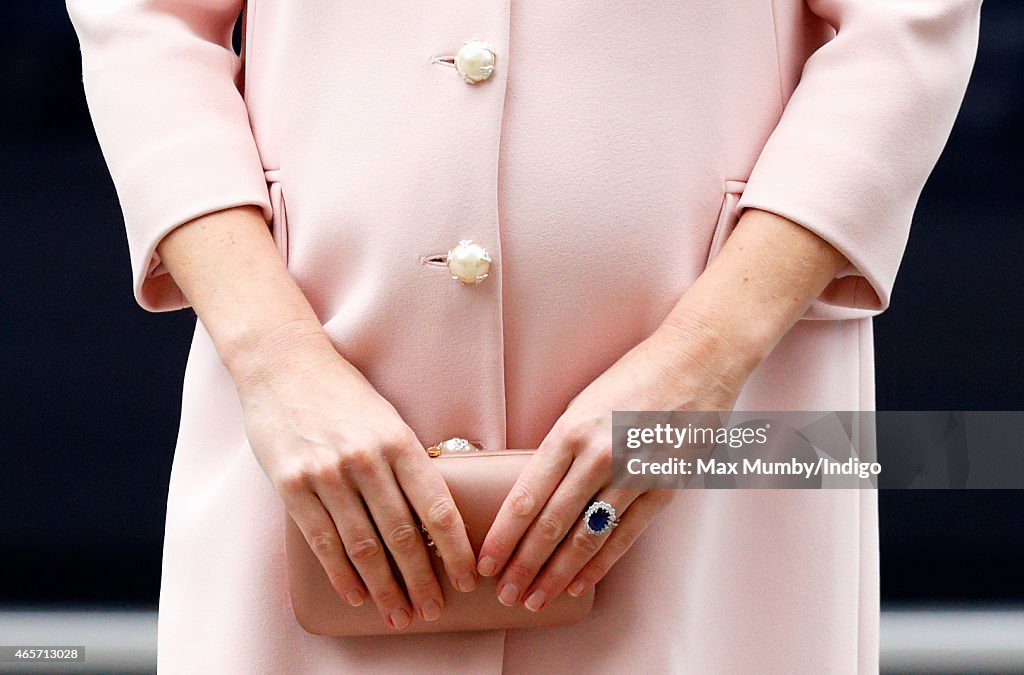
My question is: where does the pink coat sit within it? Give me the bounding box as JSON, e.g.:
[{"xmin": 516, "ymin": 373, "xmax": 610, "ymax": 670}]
[{"xmin": 67, "ymin": 0, "xmax": 981, "ymax": 672}]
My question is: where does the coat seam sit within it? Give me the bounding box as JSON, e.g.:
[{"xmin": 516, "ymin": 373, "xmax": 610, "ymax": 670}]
[
  {"xmin": 767, "ymin": 0, "xmax": 787, "ymax": 115},
  {"xmin": 496, "ymin": 2, "xmax": 513, "ymax": 666},
  {"xmin": 240, "ymin": 0, "xmax": 257, "ymax": 109},
  {"xmin": 496, "ymin": 1, "xmax": 512, "ymax": 456}
]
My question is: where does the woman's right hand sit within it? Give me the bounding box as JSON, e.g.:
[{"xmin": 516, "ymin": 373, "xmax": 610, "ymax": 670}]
[{"xmin": 228, "ymin": 321, "xmax": 478, "ymax": 630}]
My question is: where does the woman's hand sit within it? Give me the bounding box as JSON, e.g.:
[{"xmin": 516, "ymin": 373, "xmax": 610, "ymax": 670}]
[
  {"xmin": 475, "ymin": 207, "xmax": 852, "ymax": 611},
  {"xmin": 230, "ymin": 321, "xmax": 479, "ymax": 630},
  {"xmin": 151, "ymin": 205, "xmax": 491, "ymax": 630},
  {"xmin": 475, "ymin": 315, "xmax": 746, "ymax": 611}
]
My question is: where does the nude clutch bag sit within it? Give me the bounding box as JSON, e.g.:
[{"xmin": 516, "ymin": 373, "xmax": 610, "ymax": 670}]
[{"xmin": 285, "ymin": 444, "xmax": 596, "ymax": 635}]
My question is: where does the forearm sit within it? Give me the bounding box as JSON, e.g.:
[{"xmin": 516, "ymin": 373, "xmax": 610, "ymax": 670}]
[
  {"xmin": 654, "ymin": 207, "xmax": 850, "ymax": 392},
  {"xmin": 155, "ymin": 205, "xmax": 332, "ymax": 382}
]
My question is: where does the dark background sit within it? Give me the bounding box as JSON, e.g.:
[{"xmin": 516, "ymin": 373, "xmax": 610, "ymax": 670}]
[{"xmin": 1, "ymin": 4, "xmax": 1021, "ymax": 610}]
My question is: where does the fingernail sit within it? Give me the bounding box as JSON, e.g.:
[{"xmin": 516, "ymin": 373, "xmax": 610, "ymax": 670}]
[
  {"xmin": 456, "ymin": 572, "xmax": 477, "ymax": 593},
  {"xmin": 420, "ymin": 599, "xmax": 442, "ymax": 621},
  {"xmin": 345, "ymin": 590, "xmax": 364, "ymax": 607},
  {"xmin": 478, "ymin": 556, "xmax": 497, "ymax": 576},
  {"xmin": 497, "ymin": 583, "xmax": 519, "ymax": 607},
  {"xmin": 524, "ymin": 590, "xmax": 546, "ymax": 612},
  {"xmin": 567, "ymin": 580, "xmax": 586, "ymax": 597},
  {"xmin": 389, "ymin": 607, "xmax": 411, "ymax": 630}
]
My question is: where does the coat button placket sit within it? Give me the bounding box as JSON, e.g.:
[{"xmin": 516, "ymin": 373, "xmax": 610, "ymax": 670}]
[{"xmin": 424, "ymin": 26, "xmax": 510, "ymax": 468}]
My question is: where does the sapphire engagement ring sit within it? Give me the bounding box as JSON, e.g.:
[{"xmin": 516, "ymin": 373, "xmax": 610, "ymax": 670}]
[{"xmin": 583, "ymin": 500, "xmax": 620, "ymax": 536}]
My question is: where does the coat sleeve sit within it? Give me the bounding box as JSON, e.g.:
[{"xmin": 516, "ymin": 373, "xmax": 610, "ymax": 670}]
[
  {"xmin": 66, "ymin": 0, "xmax": 274, "ymax": 313},
  {"xmin": 736, "ymin": 0, "xmax": 982, "ymax": 319}
]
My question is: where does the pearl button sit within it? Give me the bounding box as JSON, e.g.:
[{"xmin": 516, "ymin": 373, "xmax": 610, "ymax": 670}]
[
  {"xmin": 455, "ymin": 39, "xmax": 496, "ymax": 84},
  {"xmin": 447, "ymin": 240, "xmax": 491, "ymax": 284}
]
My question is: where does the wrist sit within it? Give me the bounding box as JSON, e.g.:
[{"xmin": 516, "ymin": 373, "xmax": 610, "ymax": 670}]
[
  {"xmin": 219, "ymin": 317, "xmax": 337, "ymax": 391},
  {"xmin": 653, "ymin": 301, "xmax": 776, "ymax": 396}
]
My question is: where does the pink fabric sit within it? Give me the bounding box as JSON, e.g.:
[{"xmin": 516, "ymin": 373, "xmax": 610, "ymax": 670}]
[{"xmin": 66, "ymin": 0, "xmax": 981, "ymax": 672}]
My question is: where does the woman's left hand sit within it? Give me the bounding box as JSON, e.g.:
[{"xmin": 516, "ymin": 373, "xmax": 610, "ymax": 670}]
[
  {"xmin": 475, "ymin": 313, "xmax": 751, "ymax": 612},
  {"xmin": 475, "ymin": 206, "xmax": 853, "ymax": 611}
]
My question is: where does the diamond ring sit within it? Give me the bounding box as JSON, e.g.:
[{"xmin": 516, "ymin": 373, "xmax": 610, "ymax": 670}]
[{"xmin": 582, "ymin": 500, "xmax": 620, "ymax": 536}]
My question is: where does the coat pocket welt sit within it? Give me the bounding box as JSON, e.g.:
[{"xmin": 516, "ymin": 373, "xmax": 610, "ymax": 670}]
[
  {"xmin": 264, "ymin": 169, "xmax": 290, "ymax": 267},
  {"xmin": 704, "ymin": 179, "xmax": 747, "ymax": 269}
]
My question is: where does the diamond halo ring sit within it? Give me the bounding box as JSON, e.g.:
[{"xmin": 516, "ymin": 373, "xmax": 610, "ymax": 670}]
[{"xmin": 582, "ymin": 500, "xmax": 620, "ymax": 536}]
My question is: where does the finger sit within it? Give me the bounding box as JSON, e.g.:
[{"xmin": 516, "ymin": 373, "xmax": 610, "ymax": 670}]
[
  {"xmin": 347, "ymin": 456, "xmax": 446, "ymax": 624},
  {"xmin": 521, "ymin": 487, "xmax": 642, "ymax": 612},
  {"xmin": 314, "ymin": 462, "xmax": 417, "ymax": 630},
  {"xmin": 279, "ymin": 487, "xmax": 368, "ymax": 608},
  {"xmin": 476, "ymin": 441, "xmax": 575, "ymax": 578},
  {"xmin": 565, "ymin": 490, "xmax": 675, "ymax": 598},
  {"xmin": 391, "ymin": 445, "xmax": 478, "ymax": 593},
  {"xmin": 495, "ymin": 457, "xmax": 637, "ymax": 608}
]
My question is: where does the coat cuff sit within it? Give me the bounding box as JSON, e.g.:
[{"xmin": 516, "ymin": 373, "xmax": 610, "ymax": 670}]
[
  {"xmin": 735, "ymin": 1, "xmax": 981, "ymax": 321},
  {"xmin": 68, "ymin": 0, "xmax": 275, "ymax": 314},
  {"xmin": 735, "ymin": 189, "xmax": 898, "ymax": 322},
  {"xmin": 114, "ymin": 129, "xmax": 273, "ymax": 313}
]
